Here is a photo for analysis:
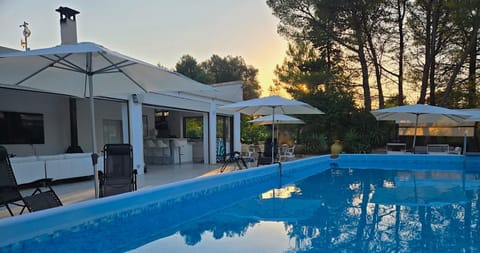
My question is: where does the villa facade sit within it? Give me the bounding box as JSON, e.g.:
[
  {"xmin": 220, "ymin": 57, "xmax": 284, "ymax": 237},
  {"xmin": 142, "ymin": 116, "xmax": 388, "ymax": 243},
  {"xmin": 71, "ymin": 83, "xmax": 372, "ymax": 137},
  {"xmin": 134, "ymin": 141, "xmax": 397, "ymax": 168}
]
[
  {"xmin": 0, "ymin": 7, "xmax": 242, "ymax": 181},
  {"xmin": 0, "ymin": 76, "xmax": 242, "ymax": 177}
]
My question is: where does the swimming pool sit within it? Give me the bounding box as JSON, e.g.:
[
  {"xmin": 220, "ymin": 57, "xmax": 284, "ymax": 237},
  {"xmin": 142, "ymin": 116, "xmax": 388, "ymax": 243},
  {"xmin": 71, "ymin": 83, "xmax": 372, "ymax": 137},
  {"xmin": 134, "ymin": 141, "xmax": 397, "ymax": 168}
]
[{"xmin": 1, "ymin": 154, "xmax": 479, "ymax": 252}]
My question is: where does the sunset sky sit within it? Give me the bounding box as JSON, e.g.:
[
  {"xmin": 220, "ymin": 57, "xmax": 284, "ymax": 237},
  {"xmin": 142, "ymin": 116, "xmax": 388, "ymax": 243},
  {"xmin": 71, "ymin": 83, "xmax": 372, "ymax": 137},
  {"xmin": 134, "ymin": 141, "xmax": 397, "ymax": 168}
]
[{"xmin": 0, "ymin": 0, "xmax": 289, "ymax": 96}]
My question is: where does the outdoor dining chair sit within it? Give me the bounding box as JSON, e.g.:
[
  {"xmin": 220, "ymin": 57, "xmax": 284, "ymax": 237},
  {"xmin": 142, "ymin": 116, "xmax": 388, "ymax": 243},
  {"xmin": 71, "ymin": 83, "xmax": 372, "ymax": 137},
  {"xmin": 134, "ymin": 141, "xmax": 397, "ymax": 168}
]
[
  {"xmin": 99, "ymin": 144, "xmax": 137, "ymax": 197},
  {"xmin": 279, "ymin": 145, "xmax": 295, "ymax": 161},
  {"xmin": 257, "ymin": 137, "xmax": 279, "ymax": 166},
  {"xmin": 0, "ymin": 146, "xmax": 62, "ymax": 216},
  {"xmin": 242, "ymin": 145, "xmax": 257, "ymax": 167}
]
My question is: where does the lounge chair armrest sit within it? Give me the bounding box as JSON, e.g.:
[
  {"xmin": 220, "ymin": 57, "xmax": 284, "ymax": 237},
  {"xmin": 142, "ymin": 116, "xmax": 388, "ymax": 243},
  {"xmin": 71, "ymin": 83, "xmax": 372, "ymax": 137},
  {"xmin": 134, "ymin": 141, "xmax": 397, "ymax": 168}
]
[
  {"xmin": 23, "ymin": 178, "xmax": 55, "ymax": 196},
  {"xmin": 30, "ymin": 178, "xmax": 53, "ymax": 184},
  {"xmin": 24, "ymin": 178, "xmax": 54, "ymax": 188}
]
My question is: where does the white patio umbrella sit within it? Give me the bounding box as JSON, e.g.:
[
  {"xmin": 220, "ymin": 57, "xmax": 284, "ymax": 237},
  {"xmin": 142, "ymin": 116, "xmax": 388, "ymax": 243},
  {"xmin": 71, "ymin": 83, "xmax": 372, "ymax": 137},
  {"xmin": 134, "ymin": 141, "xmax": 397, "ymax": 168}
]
[
  {"xmin": 248, "ymin": 114, "xmax": 305, "ymax": 125},
  {"xmin": 220, "ymin": 96, "xmax": 324, "ymax": 163},
  {"xmin": 370, "ymin": 104, "xmax": 472, "ymax": 150},
  {"xmin": 0, "ymin": 42, "xmax": 215, "ymax": 198},
  {"xmin": 249, "ymin": 114, "xmax": 304, "ymax": 143}
]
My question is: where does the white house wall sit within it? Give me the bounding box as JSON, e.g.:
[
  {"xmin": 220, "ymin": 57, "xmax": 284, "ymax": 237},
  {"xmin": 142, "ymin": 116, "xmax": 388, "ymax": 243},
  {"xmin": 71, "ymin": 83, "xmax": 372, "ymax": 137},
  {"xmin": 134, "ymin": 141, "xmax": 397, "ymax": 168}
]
[
  {"xmin": 211, "ymin": 81, "xmax": 243, "ymax": 102},
  {"xmin": 143, "ymin": 93, "xmax": 211, "ymax": 112},
  {"xmin": 0, "ymin": 89, "xmax": 70, "ymax": 156},
  {"xmin": 1, "ymin": 87, "xmax": 241, "ymax": 165},
  {"xmin": 127, "ymin": 98, "xmax": 144, "ymax": 174}
]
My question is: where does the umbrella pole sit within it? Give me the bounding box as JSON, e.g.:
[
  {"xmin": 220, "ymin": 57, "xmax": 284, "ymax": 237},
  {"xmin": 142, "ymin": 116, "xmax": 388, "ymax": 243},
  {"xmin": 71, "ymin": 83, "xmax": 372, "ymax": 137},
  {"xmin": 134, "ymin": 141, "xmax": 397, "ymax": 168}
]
[
  {"xmin": 277, "ymin": 124, "xmax": 280, "ymax": 147},
  {"xmin": 272, "ymin": 107, "xmax": 275, "ymax": 163},
  {"xmin": 412, "ymin": 113, "xmax": 419, "ymax": 151},
  {"xmin": 90, "ymin": 89, "xmax": 99, "ymax": 198},
  {"xmin": 87, "ymin": 53, "xmax": 100, "ymax": 198}
]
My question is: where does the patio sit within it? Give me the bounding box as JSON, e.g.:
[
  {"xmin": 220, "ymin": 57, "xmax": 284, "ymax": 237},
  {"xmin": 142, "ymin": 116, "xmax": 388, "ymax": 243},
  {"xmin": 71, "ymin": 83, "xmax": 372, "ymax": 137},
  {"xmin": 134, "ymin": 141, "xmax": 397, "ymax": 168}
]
[{"xmin": 0, "ymin": 162, "xmax": 228, "ymax": 219}]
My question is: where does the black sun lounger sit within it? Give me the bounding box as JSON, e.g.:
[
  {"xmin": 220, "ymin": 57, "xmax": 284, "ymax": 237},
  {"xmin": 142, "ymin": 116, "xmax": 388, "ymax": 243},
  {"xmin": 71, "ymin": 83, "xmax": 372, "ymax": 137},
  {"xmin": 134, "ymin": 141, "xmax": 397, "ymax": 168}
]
[
  {"xmin": 219, "ymin": 151, "xmax": 248, "ymax": 173},
  {"xmin": 99, "ymin": 144, "xmax": 137, "ymax": 197},
  {"xmin": 0, "ymin": 146, "xmax": 62, "ymax": 216}
]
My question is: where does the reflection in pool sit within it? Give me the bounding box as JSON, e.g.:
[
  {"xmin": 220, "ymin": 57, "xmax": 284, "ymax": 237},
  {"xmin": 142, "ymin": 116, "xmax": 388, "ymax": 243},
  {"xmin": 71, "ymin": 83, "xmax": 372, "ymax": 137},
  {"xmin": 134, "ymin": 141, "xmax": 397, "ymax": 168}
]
[
  {"xmin": 132, "ymin": 168, "xmax": 480, "ymax": 252},
  {"xmin": 2, "ymin": 161, "xmax": 480, "ymax": 253}
]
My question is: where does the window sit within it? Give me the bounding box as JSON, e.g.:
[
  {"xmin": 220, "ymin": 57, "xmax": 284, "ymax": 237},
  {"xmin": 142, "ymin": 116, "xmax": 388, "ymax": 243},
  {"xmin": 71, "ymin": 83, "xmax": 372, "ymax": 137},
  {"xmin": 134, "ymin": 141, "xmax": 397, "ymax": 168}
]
[
  {"xmin": 0, "ymin": 111, "xmax": 44, "ymax": 144},
  {"xmin": 142, "ymin": 115, "xmax": 148, "ymax": 137},
  {"xmin": 217, "ymin": 115, "xmax": 232, "ymax": 155},
  {"xmin": 103, "ymin": 119, "xmax": 123, "ymax": 144},
  {"xmin": 183, "ymin": 117, "xmax": 203, "ymax": 140},
  {"xmin": 154, "ymin": 110, "xmax": 170, "ymax": 138}
]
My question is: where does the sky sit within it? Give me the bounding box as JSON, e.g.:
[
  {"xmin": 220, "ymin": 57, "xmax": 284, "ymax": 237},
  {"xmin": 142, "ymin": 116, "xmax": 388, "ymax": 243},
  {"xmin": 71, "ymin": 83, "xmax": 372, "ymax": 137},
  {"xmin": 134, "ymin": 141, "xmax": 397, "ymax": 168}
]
[{"xmin": 0, "ymin": 0, "xmax": 289, "ymax": 96}]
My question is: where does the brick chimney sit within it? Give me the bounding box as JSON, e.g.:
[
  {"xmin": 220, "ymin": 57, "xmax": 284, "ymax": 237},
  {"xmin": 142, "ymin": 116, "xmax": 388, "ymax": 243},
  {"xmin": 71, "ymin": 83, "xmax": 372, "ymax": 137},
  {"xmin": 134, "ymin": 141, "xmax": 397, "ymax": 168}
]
[{"xmin": 55, "ymin": 7, "xmax": 80, "ymax": 45}]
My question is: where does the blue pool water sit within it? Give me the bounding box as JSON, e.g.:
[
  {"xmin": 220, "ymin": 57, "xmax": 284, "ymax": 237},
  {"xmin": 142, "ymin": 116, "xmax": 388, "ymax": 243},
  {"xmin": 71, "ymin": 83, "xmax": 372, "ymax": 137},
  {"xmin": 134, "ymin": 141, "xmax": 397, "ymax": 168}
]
[
  {"xmin": 136, "ymin": 168, "xmax": 480, "ymax": 252},
  {"xmin": 1, "ymin": 154, "xmax": 480, "ymax": 252}
]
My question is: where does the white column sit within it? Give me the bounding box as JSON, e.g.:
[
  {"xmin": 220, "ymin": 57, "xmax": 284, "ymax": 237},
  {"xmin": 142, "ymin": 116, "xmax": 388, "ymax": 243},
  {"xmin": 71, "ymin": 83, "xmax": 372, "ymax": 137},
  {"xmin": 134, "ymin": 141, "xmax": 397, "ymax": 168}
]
[
  {"xmin": 209, "ymin": 101, "xmax": 217, "ymax": 164},
  {"xmin": 233, "ymin": 112, "xmax": 241, "ymax": 152},
  {"xmin": 203, "ymin": 112, "xmax": 209, "ymax": 164},
  {"xmin": 127, "ymin": 95, "xmax": 145, "ymax": 175},
  {"xmin": 121, "ymin": 104, "xmax": 129, "ymax": 143}
]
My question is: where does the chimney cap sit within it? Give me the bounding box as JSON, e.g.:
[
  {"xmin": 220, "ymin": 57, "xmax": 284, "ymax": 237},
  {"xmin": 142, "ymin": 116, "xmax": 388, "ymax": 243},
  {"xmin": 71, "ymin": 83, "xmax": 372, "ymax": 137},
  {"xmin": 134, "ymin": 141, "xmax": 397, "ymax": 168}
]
[{"xmin": 55, "ymin": 6, "xmax": 80, "ymax": 16}]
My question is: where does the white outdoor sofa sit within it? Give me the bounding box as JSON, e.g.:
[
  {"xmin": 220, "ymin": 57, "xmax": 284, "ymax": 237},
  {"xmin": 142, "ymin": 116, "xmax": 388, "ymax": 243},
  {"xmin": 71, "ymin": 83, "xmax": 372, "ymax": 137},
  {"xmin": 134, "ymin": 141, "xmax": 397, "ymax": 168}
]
[{"xmin": 10, "ymin": 153, "xmax": 93, "ymax": 185}]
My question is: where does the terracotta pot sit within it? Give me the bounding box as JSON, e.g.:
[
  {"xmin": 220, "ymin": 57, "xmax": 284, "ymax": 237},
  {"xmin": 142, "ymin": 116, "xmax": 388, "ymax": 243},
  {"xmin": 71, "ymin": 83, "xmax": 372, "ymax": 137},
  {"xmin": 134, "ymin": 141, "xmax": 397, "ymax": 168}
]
[{"xmin": 330, "ymin": 140, "xmax": 343, "ymax": 158}]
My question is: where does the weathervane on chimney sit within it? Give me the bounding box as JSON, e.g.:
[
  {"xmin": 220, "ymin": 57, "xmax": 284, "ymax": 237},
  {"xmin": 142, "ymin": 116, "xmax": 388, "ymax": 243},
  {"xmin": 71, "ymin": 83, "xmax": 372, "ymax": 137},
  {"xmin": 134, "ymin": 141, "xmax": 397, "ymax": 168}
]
[{"xmin": 19, "ymin": 21, "xmax": 31, "ymax": 51}]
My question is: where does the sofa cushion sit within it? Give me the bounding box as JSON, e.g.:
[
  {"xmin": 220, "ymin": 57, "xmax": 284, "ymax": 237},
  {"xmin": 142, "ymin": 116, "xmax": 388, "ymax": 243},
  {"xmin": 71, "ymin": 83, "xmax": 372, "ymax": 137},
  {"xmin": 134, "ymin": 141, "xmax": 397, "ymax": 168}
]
[
  {"xmin": 10, "ymin": 156, "xmax": 38, "ymax": 163},
  {"xmin": 45, "ymin": 153, "xmax": 93, "ymax": 180},
  {"xmin": 38, "ymin": 154, "xmax": 66, "ymax": 161},
  {"xmin": 10, "ymin": 157, "xmax": 45, "ymax": 185},
  {"xmin": 64, "ymin": 153, "xmax": 91, "ymax": 159}
]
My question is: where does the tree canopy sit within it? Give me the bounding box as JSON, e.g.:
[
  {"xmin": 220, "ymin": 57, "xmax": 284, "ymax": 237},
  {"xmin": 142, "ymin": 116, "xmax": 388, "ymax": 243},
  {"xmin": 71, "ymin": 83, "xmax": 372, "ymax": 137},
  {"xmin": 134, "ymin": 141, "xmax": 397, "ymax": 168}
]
[
  {"xmin": 267, "ymin": 0, "xmax": 480, "ymax": 110},
  {"xmin": 175, "ymin": 54, "xmax": 262, "ymax": 100}
]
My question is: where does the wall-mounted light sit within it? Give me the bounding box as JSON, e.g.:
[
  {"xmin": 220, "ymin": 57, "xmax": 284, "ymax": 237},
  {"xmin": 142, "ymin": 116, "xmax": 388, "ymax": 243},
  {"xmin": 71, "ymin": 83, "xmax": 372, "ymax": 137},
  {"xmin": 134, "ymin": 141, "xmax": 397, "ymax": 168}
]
[
  {"xmin": 155, "ymin": 110, "xmax": 169, "ymax": 117},
  {"xmin": 132, "ymin": 94, "xmax": 139, "ymax": 104}
]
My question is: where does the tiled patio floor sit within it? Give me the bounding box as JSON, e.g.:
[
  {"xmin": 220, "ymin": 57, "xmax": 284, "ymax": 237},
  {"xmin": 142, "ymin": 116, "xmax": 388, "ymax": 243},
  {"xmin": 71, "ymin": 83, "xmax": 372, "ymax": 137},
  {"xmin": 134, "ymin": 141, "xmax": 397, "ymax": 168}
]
[{"xmin": 0, "ymin": 162, "xmax": 240, "ymax": 219}]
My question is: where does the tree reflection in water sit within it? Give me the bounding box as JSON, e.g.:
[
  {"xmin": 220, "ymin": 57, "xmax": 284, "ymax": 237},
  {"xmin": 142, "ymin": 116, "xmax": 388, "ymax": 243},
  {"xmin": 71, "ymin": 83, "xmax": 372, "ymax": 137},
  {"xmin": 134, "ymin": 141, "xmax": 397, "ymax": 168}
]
[{"xmin": 173, "ymin": 168, "xmax": 480, "ymax": 252}]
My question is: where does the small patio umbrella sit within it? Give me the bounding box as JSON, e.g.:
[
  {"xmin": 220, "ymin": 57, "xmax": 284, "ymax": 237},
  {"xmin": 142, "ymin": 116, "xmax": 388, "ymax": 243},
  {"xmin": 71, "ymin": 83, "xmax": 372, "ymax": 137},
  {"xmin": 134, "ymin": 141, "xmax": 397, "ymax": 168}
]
[
  {"xmin": 220, "ymin": 96, "xmax": 324, "ymax": 163},
  {"xmin": 248, "ymin": 114, "xmax": 304, "ymax": 143},
  {"xmin": 370, "ymin": 104, "xmax": 471, "ymax": 150},
  {"xmin": 248, "ymin": 114, "xmax": 305, "ymax": 125},
  {"xmin": 0, "ymin": 42, "xmax": 215, "ymax": 198}
]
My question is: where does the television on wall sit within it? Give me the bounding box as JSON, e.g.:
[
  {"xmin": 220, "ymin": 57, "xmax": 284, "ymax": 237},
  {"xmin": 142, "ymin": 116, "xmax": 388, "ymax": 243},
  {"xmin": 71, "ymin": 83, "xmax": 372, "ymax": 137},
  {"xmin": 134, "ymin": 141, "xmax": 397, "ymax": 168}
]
[{"xmin": 0, "ymin": 111, "xmax": 45, "ymax": 144}]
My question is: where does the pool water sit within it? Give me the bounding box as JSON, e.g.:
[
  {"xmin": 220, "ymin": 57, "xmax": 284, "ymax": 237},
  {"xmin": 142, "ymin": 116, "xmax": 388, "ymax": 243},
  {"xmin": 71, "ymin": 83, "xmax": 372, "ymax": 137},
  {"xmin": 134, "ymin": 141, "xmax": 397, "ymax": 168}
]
[
  {"xmin": 129, "ymin": 168, "xmax": 480, "ymax": 252},
  {"xmin": 3, "ymin": 165, "xmax": 480, "ymax": 252}
]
